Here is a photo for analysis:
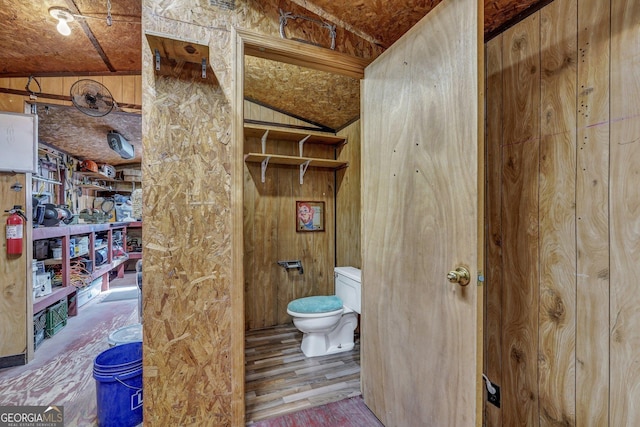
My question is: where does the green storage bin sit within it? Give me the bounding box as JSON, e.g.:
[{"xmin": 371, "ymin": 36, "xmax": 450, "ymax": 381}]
[{"xmin": 46, "ymin": 299, "xmax": 68, "ymax": 337}]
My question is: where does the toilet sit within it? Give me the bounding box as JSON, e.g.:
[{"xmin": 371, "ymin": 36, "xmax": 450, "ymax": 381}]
[{"xmin": 287, "ymin": 266, "xmax": 361, "ymax": 357}]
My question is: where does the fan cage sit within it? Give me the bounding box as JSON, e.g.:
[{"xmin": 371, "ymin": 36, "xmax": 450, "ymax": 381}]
[{"xmin": 70, "ymin": 79, "xmax": 116, "ymax": 117}]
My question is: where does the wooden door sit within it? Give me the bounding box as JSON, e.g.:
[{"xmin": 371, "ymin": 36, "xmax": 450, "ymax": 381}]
[{"xmin": 361, "ymin": 0, "xmax": 483, "ymax": 425}]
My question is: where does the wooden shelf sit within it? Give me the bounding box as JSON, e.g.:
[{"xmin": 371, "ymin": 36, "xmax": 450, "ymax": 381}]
[
  {"xmin": 244, "ymin": 123, "xmax": 347, "ymax": 145},
  {"xmin": 71, "ymin": 251, "xmax": 90, "ymax": 259},
  {"xmin": 33, "ymin": 286, "xmax": 76, "ymax": 314},
  {"xmin": 244, "ymin": 153, "xmax": 347, "ymax": 169},
  {"xmin": 78, "ymin": 183, "xmax": 108, "ymax": 191},
  {"xmin": 91, "ymin": 256, "xmax": 128, "ymax": 281},
  {"xmin": 76, "ymin": 171, "xmax": 119, "ymax": 182},
  {"xmin": 243, "ymin": 124, "xmax": 348, "ymax": 184},
  {"xmin": 32, "ymin": 223, "xmax": 139, "ymax": 312}
]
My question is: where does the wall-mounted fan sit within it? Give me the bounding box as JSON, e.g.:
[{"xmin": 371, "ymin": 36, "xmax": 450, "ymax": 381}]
[{"xmin": 70, "ymin": 79, "xmax": 116, "ymax": 117}]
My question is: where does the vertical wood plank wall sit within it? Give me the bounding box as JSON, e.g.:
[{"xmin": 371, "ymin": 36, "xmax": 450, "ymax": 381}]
[
  {"xmin": 243, "ymin": 103, "xmax": 361, "ymax": 330},
  {"xmin": 0, "ymin": 76, "xmax": 142, "ymax": 110},
  {"xmin": 538, "ymin": 0, "xmax": 577, "ymax": 423},
  {"xmin": 485, "ymin": 0, "xmax": 640, "ymax": 424},
  {"xmin": 142, "ymin": 1, "xmax": 378, "ymax": 424},
  {"xmin": 575, "ymin": 0, "xmax": 610, "ymax": 424},
  {"xmin": 0, "ymin": 90, "xmax": 31, "ymax": 364},
  {"xmin": 609, "ymin": 0, "xmax": 640, "ymax": 424},
  {"xmin": 484, "ymin": 35, "xmax": 503, "ymax": 427},
  {"xmin": 243, "ymin": 131, "xmax": 336, "ymax": 330},
  {"xmin": 336, "ymin": 120, "xmax": 362, "ymax": 269},
  {"xmin": 0, "ymin": 174, "xmax": 29, "ymax": 364}
]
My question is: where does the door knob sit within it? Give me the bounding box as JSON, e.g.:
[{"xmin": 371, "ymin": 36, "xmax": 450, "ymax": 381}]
[{"xmin": 447, "ymin": 267, "xmax": 470, "ymax": 286}]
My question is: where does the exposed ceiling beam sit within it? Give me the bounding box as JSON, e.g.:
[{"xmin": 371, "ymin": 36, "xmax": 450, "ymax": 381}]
[
  {"xmin": 0, "ymin": 87, "xmax": 141, "ymax": 110},
  {"xmin": 65, "ymin": 0, "xmax": 116, "ymax": 72}
]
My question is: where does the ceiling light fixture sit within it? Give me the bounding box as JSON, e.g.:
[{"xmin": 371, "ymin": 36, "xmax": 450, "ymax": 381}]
[{"xmin": 48, "ymin": 7, "xmax": 74, "ymax": 36}]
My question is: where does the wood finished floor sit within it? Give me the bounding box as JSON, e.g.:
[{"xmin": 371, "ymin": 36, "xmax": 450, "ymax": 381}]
[{"xmin": 245, "ymin": 324, "xmax": 362, "ymax": 425}]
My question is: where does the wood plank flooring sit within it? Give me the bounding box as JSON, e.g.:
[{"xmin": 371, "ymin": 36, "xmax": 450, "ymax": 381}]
[{"xmin": 245, "ymin": 324, "xmax": 361, "ymax": 424}]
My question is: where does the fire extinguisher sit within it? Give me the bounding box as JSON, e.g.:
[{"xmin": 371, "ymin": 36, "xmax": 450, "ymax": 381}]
[{"xmin": 5, "ymin": 205, "xmax": 26, "ymax": 256}]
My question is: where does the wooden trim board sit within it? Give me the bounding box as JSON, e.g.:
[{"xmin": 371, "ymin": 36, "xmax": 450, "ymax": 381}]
[{"xmin": 233, "ymin": 27, "xmax": 367, "ymax": 425}]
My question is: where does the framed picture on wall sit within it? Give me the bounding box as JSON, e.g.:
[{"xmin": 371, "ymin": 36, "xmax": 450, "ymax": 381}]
[{"xmin": 296, "ymin": 201, "xmax": 325, "ymax": 232}]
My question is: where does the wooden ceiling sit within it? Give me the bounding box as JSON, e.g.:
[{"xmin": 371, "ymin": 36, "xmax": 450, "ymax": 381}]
[
  {"xmin": 0, "ymin": 0, "xmax": 141, "ymax": 77},
  {"xmin": 0, "ymin": 0, "xmax": 547, "ymax": 159},
  {"xmin": 36, "ymin": 103, "xmax": 142, "ymax": 166}
]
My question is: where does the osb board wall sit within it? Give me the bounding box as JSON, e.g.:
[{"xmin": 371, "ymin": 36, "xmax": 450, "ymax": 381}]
[
  {"xmin": 485, "ymin": 0, "xmax": 640, "ymax": 425},
  {"xmin": 243, "ymin": 134, "xmax": 336, "ymax": 330},
  {"xmin": 0, "ymin": 173, "xmax": 30, "ymax": 361},
  {"xmin": 142, "ymin": 0, "xmax": 378, "ymax": 425},
  {"xmin": 336, "ymin": 120, "xmax": 361, "ymax": 269},
  {"xmin": 244, "ymin": 56, "xmax": 360, "ymax": 130}
]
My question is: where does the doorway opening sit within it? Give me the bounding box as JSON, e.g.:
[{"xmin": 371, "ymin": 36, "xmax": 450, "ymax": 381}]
[{"xmin": 232, "ymin": 29, "xmax": 367, "ymax": 423}]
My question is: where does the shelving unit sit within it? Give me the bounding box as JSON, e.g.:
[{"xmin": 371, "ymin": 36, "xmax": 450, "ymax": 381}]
[
  {"xmin": 76, "ymin": 170, "xmax": 139, "ymax": 193},
  {"xmin": 126, "ymin": 221, "xmax": 142, "ymax": 260},
  {"xmin": 243, "ymin": 123, "xmax": 348, "ymax": 184},
  {"xmin": 75, "ymin": 171, "xmax": 117, "ymax": 181},
  {"xmin": 32, "ymin": 222, "xmax": 138, "ymax": 316}
]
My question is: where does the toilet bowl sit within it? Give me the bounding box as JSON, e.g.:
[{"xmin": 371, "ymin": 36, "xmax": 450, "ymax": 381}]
[{"xmin": 287, "ymin": 267, "xmax": 361, "ymax": 357}]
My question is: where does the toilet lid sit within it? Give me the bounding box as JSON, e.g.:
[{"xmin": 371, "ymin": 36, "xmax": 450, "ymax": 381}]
[{"xmin": 287, "ymin": 296, "xmax": 343, "ymax": 314}]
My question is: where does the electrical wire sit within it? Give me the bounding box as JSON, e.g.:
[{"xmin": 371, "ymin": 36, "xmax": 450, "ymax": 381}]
[
  {"xmin": 25, "ymin": 76, "xmax": 42, "ymax": 96},
  {"xmin": 69, "ymin": 260, "xmax": 92, "ymax": 289}
]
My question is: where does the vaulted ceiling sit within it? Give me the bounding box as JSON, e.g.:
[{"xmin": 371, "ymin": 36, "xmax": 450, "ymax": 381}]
[{"xmin": 0, "ymin": 0, "xmax": 546, "ymax": 161}]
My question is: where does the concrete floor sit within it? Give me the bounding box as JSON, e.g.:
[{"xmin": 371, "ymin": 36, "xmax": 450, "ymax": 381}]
[{"xmin": 0, "ymin": 271, "xmax": 139, "ymax": 426}]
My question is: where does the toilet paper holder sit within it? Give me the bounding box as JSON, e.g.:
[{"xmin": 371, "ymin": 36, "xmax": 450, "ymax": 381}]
[{"xmin": 277, "ymin": 260, "xmax": 304, "ymax": 275}]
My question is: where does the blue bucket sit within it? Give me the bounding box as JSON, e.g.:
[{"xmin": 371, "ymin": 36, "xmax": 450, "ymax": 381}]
[{"xmin": 93, "ymin": 341, "xmax": 143, "ymax": 427}]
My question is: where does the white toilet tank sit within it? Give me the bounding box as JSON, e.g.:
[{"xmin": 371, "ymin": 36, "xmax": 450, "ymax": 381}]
[{"xmin": 334, "ymin": 267, "xmax": 361, "ymax": 314}]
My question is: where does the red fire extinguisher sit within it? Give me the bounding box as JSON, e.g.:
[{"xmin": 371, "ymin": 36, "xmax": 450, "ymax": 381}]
[{"xmin": 5, "ymin": 205, "xmax": 26, "ymax": 256}]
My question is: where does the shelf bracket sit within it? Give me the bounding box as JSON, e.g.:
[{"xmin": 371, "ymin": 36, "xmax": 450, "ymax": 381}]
[
  {"xmin": 154, "ymin": 49, "xmax": 161, "ymax": 71},
  {"xmin": 201, "ymin": 58, "xmax": 207, "ymax": 79},
  {"xmin": 298, "ymin": 135, "xmax": 311, "ymax": 157},
  {"xmin": 299, "ymin": 160, "xmax": 311, "ymax": 185},
  {"xmin": 261, "ymin": 130, "xmax": 270, "ymax": 154},
  {"xmin": 261, "ymin": 156, "xmax": 271, "ymax": 183}
]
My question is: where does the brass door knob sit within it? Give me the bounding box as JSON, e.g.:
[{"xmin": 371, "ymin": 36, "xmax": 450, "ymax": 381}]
[{"xmin": 447, "ymin": 267, "xmax": 470, "ymax": 286}]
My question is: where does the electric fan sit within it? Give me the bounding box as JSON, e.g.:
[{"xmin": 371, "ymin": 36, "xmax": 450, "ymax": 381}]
[{"xmin": 70, "ymin": 79, "xmax": 116, "ymax": 117}]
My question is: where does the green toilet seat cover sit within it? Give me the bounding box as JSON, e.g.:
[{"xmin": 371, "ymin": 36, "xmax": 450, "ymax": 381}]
[{"xmin": 288, "ymin": 295, "xmax": 343, "ymax": 314}]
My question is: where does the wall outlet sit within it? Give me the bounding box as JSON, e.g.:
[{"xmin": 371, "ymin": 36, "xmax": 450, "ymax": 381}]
[{"xmin": 487, "ymin": 382, "xmax": 500, "ymax": 408}]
